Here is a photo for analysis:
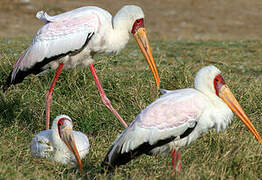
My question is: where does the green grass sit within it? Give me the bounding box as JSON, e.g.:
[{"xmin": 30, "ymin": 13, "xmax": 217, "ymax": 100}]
[{"xmin": 0, "ymin": 38, "xmax": 262, "ymax": 179}]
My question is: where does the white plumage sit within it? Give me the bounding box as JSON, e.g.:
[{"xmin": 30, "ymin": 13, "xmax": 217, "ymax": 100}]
[
  {"xmin": 102, "ymin": 65, "xmax": 262, "ymax": 171},
  {"xmin": 30, "ymin": 115, "xmax": 89, "ymax": 169}
]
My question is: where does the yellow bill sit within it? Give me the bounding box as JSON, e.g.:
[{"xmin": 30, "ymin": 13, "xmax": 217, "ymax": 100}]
[
  {"xmin": 133, "ymin": 27, "xmax": 160, "ymax": 89},
  {"xmin": 62, "ymin": 129, "xmax": 83, "ymax": 173},
  {"xmin": 218, "ymin": 84, "xmax": 262, "ymax": 144}
]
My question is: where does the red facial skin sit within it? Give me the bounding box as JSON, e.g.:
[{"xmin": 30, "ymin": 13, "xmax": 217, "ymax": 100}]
[
  {"xmin": 57, "ymin": 118, "xmax": 71, "ymax": 138},
  {"xmin": 131, "ymin": 18, "xmax": 144, "ymax": 34},
  {"xmin": 214, "ymin": 74, "xmax": 226, "ymax": 96}
]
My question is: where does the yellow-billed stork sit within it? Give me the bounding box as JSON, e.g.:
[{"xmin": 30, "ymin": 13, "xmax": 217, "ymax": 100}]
[
  {"xmin": 30, "ymin": 114, "xmax": 89, "ymax": 172},
  {"xmin": 3, "ymin": 5, "xmax": 160, "ymax": 129},
  {"xmin": 102, "ymin": 65, "xmax": 262, "ymax": 174}
]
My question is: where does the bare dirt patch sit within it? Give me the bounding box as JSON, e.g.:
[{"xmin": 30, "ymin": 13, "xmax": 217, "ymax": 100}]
[{"xmin": 0, "ymin": 0, "xmax": 262, "ymax": 40}]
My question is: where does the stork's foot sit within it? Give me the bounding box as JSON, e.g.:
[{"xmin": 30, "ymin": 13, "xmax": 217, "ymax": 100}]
[{"xmin": 171, "ymin": 150, "xmax": 182, "ymax": 176}]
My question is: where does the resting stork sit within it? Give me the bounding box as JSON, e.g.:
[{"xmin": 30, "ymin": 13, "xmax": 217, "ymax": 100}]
[{"xmin": 30, "ymin": 114, "xmax": 89, "ymax": 172}]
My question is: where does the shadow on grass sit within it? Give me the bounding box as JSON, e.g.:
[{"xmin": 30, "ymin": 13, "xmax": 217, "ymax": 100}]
[
  {"xmin": 0, "ymin": 93, "xmax": 34, "ymax": 128},
  {"xmin": 60, "ymin": 163, "xmax": 104, "ymax": 179},
  {"xmin": 83, "ymin": 163, "xmax": 105, "ymax": 179}
]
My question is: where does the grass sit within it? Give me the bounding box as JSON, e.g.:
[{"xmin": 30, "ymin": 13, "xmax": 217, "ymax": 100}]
[{"xmin": 0, "ymin": 38, "xmax": 262, "ymax": 179}]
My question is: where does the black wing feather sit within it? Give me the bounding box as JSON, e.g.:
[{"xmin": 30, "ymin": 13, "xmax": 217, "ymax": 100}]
[
  {"xmin": 2, "ymin": 32, "xmax": 94, "ymax": 92},
  {"xmin": 102, "ymin": 122, "xmax": 197, "ymax": 171}
]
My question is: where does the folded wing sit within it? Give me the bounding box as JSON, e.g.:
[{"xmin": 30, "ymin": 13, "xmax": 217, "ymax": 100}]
[
  {"xmin": 102, "ymin": 88, "xmax": 207, "ymax": 170},
  {"xmin": 8, "ymin": 7, "xmax": 102, "ymax": 86}
]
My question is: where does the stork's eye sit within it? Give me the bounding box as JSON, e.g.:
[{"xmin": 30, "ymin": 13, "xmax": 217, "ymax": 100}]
[
  {"xmin": 58, "ymin": 118, "xmax": 66, "ymax": 127},
  {"xmin": 135, "ymin": 18, "xmax": 143, "ymax": 25},
  {"xmin": 214, "ymin": 74, "xmax": 224, "ymax": 84},
  {"xmin": 131, "ymin": 18, "xmax": 144, "ymax": 34}
]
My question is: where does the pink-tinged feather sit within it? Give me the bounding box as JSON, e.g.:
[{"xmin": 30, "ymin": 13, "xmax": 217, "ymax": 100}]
[
  {"xmin": 137, "ymin": 89, "xmax": 206, "ymax": 130},
  {"xmin": 11, "ymin": 49, "xmax": 29, "ymax": 81},
  {"xmin": 13, "ymin": 50, "xmax": 27, "ymax": 68},
  {"xmin": 38, "ymin": 13, "xmax": 99, "ymax": 39},
  {"xmin": 10, "ymin": 9, "xmax": 104, "ymax": 82}
]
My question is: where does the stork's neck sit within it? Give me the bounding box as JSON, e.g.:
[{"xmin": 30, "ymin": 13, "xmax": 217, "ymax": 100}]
[
  {"xmin": 197, "ymin": 89, "xmax": 234, "ymax": 133},
  {"xmin": 105, "ymin": 25, "xmax": 129, "ymax": 54},
  {"xmin": 51, "ymin": 126, "xmax": 68, "ymax": 151},
  {"xmin": 103, "ymin": 13, "xmax": 131, "ymax": 54}
]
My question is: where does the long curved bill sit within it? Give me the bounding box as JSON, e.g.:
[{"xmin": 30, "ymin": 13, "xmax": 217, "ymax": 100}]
[
  {"xmin": 218, "ymin": 84, "xmax": 262, "ymax": 144},
  {"xmin": 133, "ymin": 28, "xmax": 160, "ymax": 88},
  {"xmin": 62, "ymin": 129, "xmax": 83, "ymax": 173}
]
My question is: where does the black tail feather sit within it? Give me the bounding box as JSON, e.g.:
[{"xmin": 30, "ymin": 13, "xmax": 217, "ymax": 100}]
[
  {"xmin": 2, "ymin": 32, "xmax": 95, "ymax": 93},
  {"xmin": 2, "ymin": 68, "xmax": 33, "ymax": 93},
  {"xmin": 101, "ymin": 135, "xmax": 177, "ymax": 172},
  {"xmin": 101, "ymin": 122, "xmax": 198, "ymax": 171}
]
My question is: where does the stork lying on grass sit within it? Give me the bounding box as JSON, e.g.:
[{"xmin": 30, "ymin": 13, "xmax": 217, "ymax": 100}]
[{"xmin": 30, "ymin": 115, "xmax": 89, "ymax": 172}]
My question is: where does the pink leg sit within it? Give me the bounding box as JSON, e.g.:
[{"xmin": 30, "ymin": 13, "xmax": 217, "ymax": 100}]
[
  {"xmin": 171, "ymin": 150, "xmax": 182, "ymax": 176},
  {"xmin": 45, "ymin": 63, "xmax": 64, "ymax": 130},
  {"xmin": 89, "ymin": 64, "xmax": 128, "ymax": 128},
  {"xmin": 172, "ymin": 150, "xmax": 177, "ymax": 171},
  {"xmin": 175, "ymin": 151, "xmax": 182, "ymax": 173}
]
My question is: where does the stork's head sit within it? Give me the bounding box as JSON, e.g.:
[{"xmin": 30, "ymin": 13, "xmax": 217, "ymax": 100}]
[
  {"xmin": 53, "ymin": 115, "xmax": 83, "ymax": 172},
  {"xmin": 194, "ymin": 65, "xmax": 262, "ymax": 144},
  {"xmin": 114, "ymin": 5, "xmax": 160, "ymax": 88}
]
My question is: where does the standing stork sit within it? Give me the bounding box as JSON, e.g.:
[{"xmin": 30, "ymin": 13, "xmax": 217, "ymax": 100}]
[
  {"xmin": 102, "ymin": 65, "xmax": 262, "ymax": 173},
  {"xmin": 3, "ymin": 5, "xmax": 160, "ymax": 129},
  {"xmin": 30, "ymin": 114, "xmax": 89, "ymax": 172}
]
